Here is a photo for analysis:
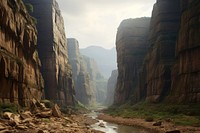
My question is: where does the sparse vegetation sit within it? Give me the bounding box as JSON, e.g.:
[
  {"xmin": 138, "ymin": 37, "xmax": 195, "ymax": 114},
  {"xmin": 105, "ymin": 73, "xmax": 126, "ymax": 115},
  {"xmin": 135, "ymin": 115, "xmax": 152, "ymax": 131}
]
[
  {"xmin": 104, "ymin": 101, "xmax": 200, "ymax": 126},
  {"xmin": 0, "ymin": 102, "xmax": 18, "ymax": 117},
  {"xmin": 41, "ymin": 99, "xmax": 54, "ymax": 108},
  {"xmin": 25, "ymin": 3, "xmax": 33, "ymax": 13}
]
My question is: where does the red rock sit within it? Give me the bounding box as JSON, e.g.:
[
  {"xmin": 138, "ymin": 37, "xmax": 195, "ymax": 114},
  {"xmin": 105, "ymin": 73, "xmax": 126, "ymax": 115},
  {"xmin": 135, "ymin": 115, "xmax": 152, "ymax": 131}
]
[{"xmin": 52, "ymin": 104, "xmax": 61, "ymax": 117}]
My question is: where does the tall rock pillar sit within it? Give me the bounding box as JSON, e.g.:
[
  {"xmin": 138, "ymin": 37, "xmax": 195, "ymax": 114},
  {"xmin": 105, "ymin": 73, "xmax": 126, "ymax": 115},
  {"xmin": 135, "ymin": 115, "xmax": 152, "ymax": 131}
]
[{"xmin": 24, "ymin": 0, "xmax": 75, "ymax": 106}]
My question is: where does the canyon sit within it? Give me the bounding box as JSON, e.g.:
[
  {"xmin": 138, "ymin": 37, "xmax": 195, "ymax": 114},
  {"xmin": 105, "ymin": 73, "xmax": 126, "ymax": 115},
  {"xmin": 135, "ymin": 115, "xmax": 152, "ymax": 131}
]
[
  {"xmin": 0, "ymin": 0, "xmax": 200, "ymax": 132},
  {"xmin": 114, "ymin": 0, "xmax": 200, "ymax": 104}
]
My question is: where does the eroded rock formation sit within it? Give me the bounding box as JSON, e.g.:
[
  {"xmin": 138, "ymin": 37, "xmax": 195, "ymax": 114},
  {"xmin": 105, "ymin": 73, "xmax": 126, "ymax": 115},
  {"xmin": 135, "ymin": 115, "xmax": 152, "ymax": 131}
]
[
  {"xmin": 81, "ymin": 55, "xmax": 107, "ymax": 104},
  {"xmin": 105, "ymin": 70, "xmax": 118, "ymax": 106},
  {"xmin": 143, "ymin": 0, "xmax": 181, "ymax": 102},
  {"xmin": 0, "ymin": 0, "xmax": 44, "ymax": 106},
  {"xmin": 114, "ymin": 18, "xmax": 150, "ymax": 105},
  {"xmin": 67, "ymin": 38, "xmax": 95, "ymax": 105},
  {"xmin": 170, "ymin": 0, "xmax": 200, "ymax": 103},
  {"xmin": 24, "ymin": 0, "xmax": 74, "ymax": 106}
]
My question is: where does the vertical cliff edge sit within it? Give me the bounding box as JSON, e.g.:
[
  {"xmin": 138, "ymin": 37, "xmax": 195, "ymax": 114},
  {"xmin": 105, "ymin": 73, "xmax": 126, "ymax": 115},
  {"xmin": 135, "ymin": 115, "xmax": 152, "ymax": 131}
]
[
  {"xmin": 0, "ymin": 0, "xmax": 44, "ymax": 106},
  {"xmin": 114, "ymin": 18, "xmax": 150, "ymax": 105},
  {"xmin": 67, "ymin": 38, "xmax": 95, "ymax": 105},
  {"xmin": 24, "ymin": 0, "xmax": 74, "ymax": 106}
]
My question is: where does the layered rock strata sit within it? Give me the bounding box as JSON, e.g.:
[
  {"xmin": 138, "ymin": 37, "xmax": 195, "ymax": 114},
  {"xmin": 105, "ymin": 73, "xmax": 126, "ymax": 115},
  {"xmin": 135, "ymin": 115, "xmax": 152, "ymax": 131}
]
[
  {"xmin": 114, "ymin": 18, "xmax": 150, "ymax": 104},
  {"xmin": 67, "ymin": 38, "xmax": 94, "ymax": 105},
  {"xmin": 0, "ymin": 0, "xmax": 44, "ymax": 106},
  {"xmin": 143, "ymin": 0, "xmax": 181, "ymax": 102},
  {"xmin": 24, "ymin": 0, "xmax": 74, "ymax": 106},
  {"xmin": 170, "ymin": 0, "xmax": 200, "ymax": 103}
]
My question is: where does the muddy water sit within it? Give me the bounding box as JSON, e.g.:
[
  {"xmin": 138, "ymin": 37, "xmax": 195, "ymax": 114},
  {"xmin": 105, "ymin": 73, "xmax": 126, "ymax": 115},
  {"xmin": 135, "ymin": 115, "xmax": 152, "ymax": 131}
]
[{"xmin": 88, "ymin": 111, "xmax": 148, "ymax": 133}]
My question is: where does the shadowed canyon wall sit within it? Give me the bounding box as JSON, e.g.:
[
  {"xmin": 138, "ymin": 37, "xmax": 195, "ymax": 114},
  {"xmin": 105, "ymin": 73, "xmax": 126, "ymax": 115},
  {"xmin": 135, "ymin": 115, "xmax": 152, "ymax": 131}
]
[
  {"xmin": 0, "ymin": 0, "xmax": 44, "ymax": 106},
  {"xmin": 114, "ymin": 0, "xmax": 200, "ymax": 105},
  {"xmin": 169, "ymin": 0, "xmax": 200, "ymax": 103},
  {"xmin": 24, "ymin": 0, "xmax": 74, "ymax": 106},
  {"xmin": 143, "ymin": 0, "xmax": 181, "ymax": 102},
  {"xmin": 114, "ymin": 18, "xmax": 150, "ymax": 105},
  {"xmin": 67, "ymin": 38, "xmax": 95, "ymax": 105},
  {"xmin": 105, "ymin": 70, "xmax": 118, "ymax": 106}
]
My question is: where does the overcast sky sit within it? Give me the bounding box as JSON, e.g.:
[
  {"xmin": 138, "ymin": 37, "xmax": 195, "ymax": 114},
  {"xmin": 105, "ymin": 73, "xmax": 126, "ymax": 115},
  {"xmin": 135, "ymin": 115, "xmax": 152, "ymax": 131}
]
[{"xmin": 56, "ymin": 0, "xmax": 156, "ymax": 49}]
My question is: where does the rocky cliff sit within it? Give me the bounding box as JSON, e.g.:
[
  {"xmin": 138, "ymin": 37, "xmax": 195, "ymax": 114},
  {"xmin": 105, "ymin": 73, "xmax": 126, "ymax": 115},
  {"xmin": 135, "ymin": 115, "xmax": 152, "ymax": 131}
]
[
  {"xmin": 143, "ymin": 0, "xmax": 181, "ymax": 102},
  {"xmin": 0, "ymin": 0, "xmax": 44, "ymax": 106},
  {"xmin": 114, "ymin": 18, "xmax": 150, "ymax": 105},
  {"xmin": 105, "ymin": 70, "xmax": 118, "ymax": 106},
  {"xmin": 170, "ymin": 0, "xmax": 200, "ymax": 103},
  {"xmin": 24, "ymin": 0, "xmax": 74, "ymax": 106},
  {"xmin": 67, "ymin": 38, "xmax": 95, "ymax": 105},
  {"xmin": 80, "ymin": 46, "xmax": 117, "ymax": 78},
  {"xmin": 114, "ymin": 0, "xmax": 200, "ymax": 105},
  {"xmin": 81, "ymin": 55, "xmax": 107, "ymax": 104}
]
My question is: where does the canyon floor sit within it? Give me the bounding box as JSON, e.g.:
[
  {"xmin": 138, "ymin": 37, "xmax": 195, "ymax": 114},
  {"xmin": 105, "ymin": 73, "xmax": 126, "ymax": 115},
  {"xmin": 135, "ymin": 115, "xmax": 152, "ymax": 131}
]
[{"xmin": 98, "ymin": 113, "xmax": 200, "ymax": 133}]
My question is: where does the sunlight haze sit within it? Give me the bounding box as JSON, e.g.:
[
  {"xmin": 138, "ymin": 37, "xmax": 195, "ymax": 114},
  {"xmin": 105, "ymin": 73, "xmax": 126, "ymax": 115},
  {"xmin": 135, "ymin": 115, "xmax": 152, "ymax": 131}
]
[{"xmin": 57, "ymin": 0, "xmax": 156, "ymax": 49}]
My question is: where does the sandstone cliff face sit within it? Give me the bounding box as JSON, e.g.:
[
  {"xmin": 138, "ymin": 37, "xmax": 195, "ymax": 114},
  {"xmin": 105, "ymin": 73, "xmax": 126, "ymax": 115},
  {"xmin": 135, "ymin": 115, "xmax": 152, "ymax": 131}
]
[
  {"xmin": 24, "ymin": 0, "xmax": 74, "ymax": 106},
  {"xmin": 114, "ymin": 18, "xmax": 150, "ymax": 105},
  {"xmin": 67, "ymin": 38, "xmax": 94, "ymax": 105},
  {"xmin": 81, "ymin": 55, "xmax": 107, "ymax": 104},
  {"xmin": 143, "ymin": 0, "xmax": 181, "ymax": 102},
  {"xmin": 0, "ymin": 0, "xmax": 44, "ymax": 106},
  {"xmin": 170, "ymin": 0, "xmax": 200, "ymax": 103},
  {"xmin": 105, "ymin": 70, "xmax": 118, "ymax": 106}
]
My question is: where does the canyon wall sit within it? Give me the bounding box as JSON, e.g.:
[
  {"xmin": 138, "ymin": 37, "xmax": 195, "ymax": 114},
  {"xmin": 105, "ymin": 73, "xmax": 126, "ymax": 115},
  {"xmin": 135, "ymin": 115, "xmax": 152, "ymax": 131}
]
[
  {"xmin": 105, "ymin": 70, "xmax": 118, "ymax": 106},
  {"xmin": 143, "ymin": 0, "xmax": 181, "ymax": 102},
  {"xmin": 0, "ymin": 0, "xmax": 44, "ymax": 106},
  {"xmin": 169, "ymin": 0, "xmax": 200, "ymax": 103},
  {"xmin": 114, "ymin": 18, "xmax": 150, "ymax": 105},
  {"xmin": 114, "ymin": 0, "xmax": 200, "ymax": 105},
  {"xmin": 81, "ymin": 55, "xmax": 106, "ymax": 104},
  {"xmin": 67, "ymin": 38, "xmax": 95, "ymax": 105},
  {"xmin": 24, "ymin": 0, "xmax": 74, "ymax": 106}
]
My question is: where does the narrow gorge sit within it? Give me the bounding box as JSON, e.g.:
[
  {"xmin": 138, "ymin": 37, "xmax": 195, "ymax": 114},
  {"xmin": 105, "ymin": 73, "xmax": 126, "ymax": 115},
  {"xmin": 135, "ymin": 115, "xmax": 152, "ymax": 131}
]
[{"xmin": 0, "ymin": 0, "xmax": 200, "ymax": 132}]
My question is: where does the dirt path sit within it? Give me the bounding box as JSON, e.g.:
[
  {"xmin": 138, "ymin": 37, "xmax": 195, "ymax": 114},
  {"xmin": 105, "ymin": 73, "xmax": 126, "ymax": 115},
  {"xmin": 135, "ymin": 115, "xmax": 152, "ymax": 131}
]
[{"xmin": 97, "ymin": 113, "xmax": 200, "ymax": 133}]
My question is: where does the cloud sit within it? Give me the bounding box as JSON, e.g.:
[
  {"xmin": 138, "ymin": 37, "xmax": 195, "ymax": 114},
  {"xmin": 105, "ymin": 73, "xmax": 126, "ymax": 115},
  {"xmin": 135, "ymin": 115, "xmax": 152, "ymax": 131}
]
[{"xmin": 57, "ymin": 0, "xmax": 156, "ymax": 48}]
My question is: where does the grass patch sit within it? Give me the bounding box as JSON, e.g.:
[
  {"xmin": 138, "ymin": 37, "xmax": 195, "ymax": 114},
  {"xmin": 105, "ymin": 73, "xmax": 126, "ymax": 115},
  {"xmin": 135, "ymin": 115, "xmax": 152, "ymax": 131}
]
[{"xmin": 104, "ymin": 101, "xmax": 200, "ymax": 126}]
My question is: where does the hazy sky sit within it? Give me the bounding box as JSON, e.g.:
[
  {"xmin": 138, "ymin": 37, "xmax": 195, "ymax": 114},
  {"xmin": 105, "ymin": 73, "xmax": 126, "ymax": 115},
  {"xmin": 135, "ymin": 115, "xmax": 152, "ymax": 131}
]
[{"xmin": 57, "ymin": 0, "xmax": 156, "ymax": 49}]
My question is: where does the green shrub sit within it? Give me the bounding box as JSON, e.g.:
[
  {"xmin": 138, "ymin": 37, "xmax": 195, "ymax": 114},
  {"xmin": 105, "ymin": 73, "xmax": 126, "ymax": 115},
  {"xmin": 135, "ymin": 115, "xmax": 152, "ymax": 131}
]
[
  {"xmin": 145, "ymin": 116, "xmax": 154, "ymax": 122},
  {"xmin": 25, "ymin": 3, "xmax": 33, "ymax": 13},
  {"xmin": 0, "ymin": 103, "xmax": 18, "ymax": 113}
]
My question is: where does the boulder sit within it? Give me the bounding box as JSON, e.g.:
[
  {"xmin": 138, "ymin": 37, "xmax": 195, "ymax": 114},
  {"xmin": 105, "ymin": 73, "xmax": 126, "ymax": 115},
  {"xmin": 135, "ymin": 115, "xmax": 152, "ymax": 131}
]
[
  {"xmin": 52, "ymin": 104, "xmax": 62, "ymax": 117},
  {"xmin": 153, "ymin": 121, "xmax": 162, "ymax": 126},
  {"xmin": 36, "ymin": 110, "xmax": 52, "ymax": 118}
]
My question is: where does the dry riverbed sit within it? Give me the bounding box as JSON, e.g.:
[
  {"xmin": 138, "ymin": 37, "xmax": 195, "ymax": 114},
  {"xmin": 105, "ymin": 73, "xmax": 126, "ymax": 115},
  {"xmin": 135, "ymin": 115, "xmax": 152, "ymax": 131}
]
[{"xmin": 98, "ymin": 113, "xmax": 200, "ymax": 133}]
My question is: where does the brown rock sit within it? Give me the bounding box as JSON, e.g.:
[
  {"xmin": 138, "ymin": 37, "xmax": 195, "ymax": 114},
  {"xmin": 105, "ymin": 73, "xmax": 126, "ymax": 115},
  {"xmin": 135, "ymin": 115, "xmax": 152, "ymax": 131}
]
[
  {"xmin": 169, "ymin": 0, "xmax": 200, "ymax": 103},
  {"xmin": 0, "ymin": 124, "xmax": 6, "ymax": 131},
  {"xmin": 37, "ymin": 129, "xmax": 45, "ymax": 133},
  {"xmin": 23, "ymin": 0, "xmax": 75, "ymax": 106},
  {"xmin": 52, "ymin": 104, "xmax": 61, "ymax": 117},
  {"xmin": 0, "ymin": 0, "xmax": 44, "ymax": 107},
  {"xmin": 36, "ymin": 110, "xmax": 52, "ymax": 118},
  {"xmin": 165, "ymin": 130, "xmax": 181, "ymax": 133},
  {"xmin": 20, "ymin": 111, "xmax": 32, "ymax": 120},
  {"xmin": 114, "ymin": 17, "xmax": 151, "ymax": 104},
  {"xmin": 143, "ymin": 0, "xmax": 181, "ymax": 103},
  {"xmin": 153, "ymin": 121, "xmax": 162, "ymax": 126}
]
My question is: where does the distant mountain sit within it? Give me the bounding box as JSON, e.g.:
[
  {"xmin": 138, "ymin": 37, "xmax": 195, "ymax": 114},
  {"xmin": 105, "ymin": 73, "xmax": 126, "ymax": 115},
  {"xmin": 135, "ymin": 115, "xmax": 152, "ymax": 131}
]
[{"xmin": 80, "ymin": 46, "xmax": 117, "ymax": 78}]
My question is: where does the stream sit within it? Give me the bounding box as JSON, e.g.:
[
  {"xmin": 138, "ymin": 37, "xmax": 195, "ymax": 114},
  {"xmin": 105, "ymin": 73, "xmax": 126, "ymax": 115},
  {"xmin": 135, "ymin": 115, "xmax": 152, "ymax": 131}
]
[{"xmin": 87, "ymin": 111, "xmax": 149, "ymax": 133}]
